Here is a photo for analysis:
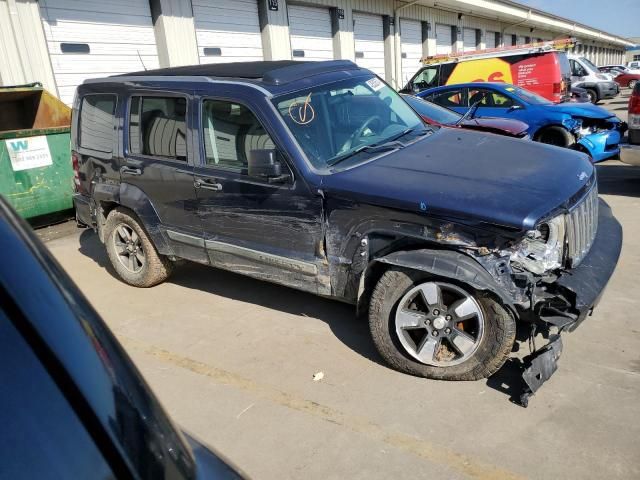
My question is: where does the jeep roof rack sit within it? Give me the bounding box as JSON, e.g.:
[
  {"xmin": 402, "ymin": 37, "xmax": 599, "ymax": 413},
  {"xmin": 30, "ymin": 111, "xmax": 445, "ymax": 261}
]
[
  {"xmin": 116, "ymin": 60, "xmax": 361, "ymax": 85},
  {"xmin": 420, "ymin": 37, "xmax": 576, "ymax": 65}
]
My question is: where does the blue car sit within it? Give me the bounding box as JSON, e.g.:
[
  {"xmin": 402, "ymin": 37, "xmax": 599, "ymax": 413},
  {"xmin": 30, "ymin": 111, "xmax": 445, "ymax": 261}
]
[{"xmin": 418, "ymin": 82, "xmax": 623, "ymax": 162}]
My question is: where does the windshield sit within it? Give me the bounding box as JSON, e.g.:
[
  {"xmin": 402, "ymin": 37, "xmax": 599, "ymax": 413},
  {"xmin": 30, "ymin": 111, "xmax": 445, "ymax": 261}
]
[
  {"xmin": 580, "ymin": 57, "xmax": 599, "ymax": 74},
  {"xmin": 508, "ymin": 85, "xmax": 552, "ymax": 105},
  {"xmin": 273, "ymin": 76, "xmax": 427, "ymax": 169},
  {"xmin": 402, "ymin": 95, "xmax": 461, "ymax": 124}
]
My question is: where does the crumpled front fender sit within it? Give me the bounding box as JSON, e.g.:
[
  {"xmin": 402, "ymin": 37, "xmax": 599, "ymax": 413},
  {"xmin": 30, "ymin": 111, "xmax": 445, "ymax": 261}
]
[{"xmin": 372, "ymin": 248, "xmax": 518, "ymax": 314}]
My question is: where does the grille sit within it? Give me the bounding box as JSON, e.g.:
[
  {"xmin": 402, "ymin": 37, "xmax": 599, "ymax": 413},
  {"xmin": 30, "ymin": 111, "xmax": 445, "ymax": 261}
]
[{"xmin": 566, "ymin": 183, "xmax": 599, "ymax": 267}]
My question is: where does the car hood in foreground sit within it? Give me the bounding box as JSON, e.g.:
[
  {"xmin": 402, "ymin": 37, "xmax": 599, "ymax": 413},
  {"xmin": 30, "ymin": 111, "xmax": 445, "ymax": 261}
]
[
  {"xmin": 459, "ymin": 117, "xmax": 529, "ymax": 135},
  {"xmin": 323, "ymin": 128, "xmax": 594, "ymax": 231}
]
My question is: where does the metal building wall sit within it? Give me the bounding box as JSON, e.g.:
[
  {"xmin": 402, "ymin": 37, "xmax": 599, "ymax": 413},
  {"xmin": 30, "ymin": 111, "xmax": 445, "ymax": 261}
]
[{"xmin": 0, "ymin": 0, "xmax": 57, "ymax": 93}]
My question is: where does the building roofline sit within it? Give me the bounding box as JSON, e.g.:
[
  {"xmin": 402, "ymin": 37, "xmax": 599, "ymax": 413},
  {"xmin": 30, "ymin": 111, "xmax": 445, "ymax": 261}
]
[{"xmin": 424, "ymin": 0, "xmax": 634, "ymax": 47}]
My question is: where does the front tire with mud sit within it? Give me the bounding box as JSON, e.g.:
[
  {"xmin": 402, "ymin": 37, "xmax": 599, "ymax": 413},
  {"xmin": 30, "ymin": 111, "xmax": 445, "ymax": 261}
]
[
  {"xmin": 104, "ymin": 207, "xmax": 173, "ymax": 287},
  {"xmin": 369, "ymin": 269, "xmax": 516, "ymax": 381}
]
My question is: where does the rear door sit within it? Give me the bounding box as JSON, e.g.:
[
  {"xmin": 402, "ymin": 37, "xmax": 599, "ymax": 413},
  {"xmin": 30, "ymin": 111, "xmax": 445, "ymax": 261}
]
[
  {"xmin": 39, "ymin": 0, "xmax": 159, "ymax": 105},
  {"xmin": 192, "ymin": 94, "xmax": 326, "ymax": 294},
  {"xmin": 353, "ymin": 12, "xmax": 386, "ymax": 79},
  {"xmin": 288, "ymin": 5, "xmax": 334, "ymax": 61},
  {"xmin": 121, "ymin": 92, "xmax": 205, "ymax": 263},
  {"xmin": 400, "ymin": 19, "xmax": 423, "ymax": 85},
  {"xmin": 435, "ymin": 24, "xmax": 453, "ymax": 55}
]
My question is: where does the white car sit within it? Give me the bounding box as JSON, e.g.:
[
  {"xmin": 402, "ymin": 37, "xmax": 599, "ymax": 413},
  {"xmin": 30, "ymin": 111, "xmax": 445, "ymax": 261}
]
[
  {"xmin": 628, "ymin": 61, "xmax": 640, "ymax": 70},
  {"xmin": 601, "ymin": 63, "xmax": 640, "ymax": 74}
]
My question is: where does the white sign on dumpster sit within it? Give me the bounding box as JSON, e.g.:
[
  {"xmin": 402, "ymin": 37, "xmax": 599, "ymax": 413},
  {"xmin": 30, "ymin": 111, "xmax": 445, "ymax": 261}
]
[{"xmin": 5, "ymin": 136, "xmax": 53, "ymax": 171}]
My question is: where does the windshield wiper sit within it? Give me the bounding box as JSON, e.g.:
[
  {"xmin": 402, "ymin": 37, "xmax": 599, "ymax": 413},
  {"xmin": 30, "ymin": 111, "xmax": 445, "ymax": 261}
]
[
  {"xmin": 327, "ymin": 141, "xmax": 401, "ymax": 167},
  {"xmin": 456, "ymin": 97, "xmax": 484, "ymax": 126},
  {"xmin": 327, "ymin": 127, "xmax": 430, "ymax": 168}
]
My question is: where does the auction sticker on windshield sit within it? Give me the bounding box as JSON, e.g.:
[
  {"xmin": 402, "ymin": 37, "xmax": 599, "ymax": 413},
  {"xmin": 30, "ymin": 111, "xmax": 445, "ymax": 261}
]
[
  {"xmin": 366, "ymin": 77, "xmax": 385, "ymax": 91},
  {"xmin": 5, "ymin": 136, "xmax": 53, "ymax": 171}
]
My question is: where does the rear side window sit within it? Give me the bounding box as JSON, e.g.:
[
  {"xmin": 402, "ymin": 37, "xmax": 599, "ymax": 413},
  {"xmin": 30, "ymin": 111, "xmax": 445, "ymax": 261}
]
[
  {"xmin": 129, "ymin": 96, "xmax": 187, "ymax": 161},
  {"xmin": 430, "ymin": 88, "xmax": 467, "ymax": 108},
  {"xmin": 79, "ymin": 94, "xmax": 116, "ymax": 153}
]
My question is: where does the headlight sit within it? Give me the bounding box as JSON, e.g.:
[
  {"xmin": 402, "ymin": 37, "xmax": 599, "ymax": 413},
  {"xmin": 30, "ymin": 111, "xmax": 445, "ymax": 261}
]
[
  {"xmin": 578, "ymin": 125, "xmax": 597, "ymax": 137},
  {"xmin": 507, "ymin": 215, "xmax": 565, "ymax": 275},
  {"xmin": 562, "ymin": 117, "xmax": 581, "ymax": 132}
]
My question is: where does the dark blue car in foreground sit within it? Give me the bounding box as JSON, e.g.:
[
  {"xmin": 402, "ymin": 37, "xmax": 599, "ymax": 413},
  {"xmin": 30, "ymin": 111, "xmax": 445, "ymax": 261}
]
[
  {"xmin": 418, "ymin": 82, "xmax": 623, "ymax": 162},
  {"xmin": 0, "ymin": 197, "xmax": 245, "ymax": 479},
  {"xmin": 72, "ymin": 61, "xmax": 621, "ymax": 404}
]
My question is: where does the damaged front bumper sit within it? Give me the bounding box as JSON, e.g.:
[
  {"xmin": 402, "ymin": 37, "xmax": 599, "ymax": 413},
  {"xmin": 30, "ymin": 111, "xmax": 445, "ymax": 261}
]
[
  {"xmin": 515, "ymin": 199, "xmax": 621, "ymax": 406},
  {"xmin": 577, "ymin": 129, "xmax": 621, "ymax": 163},
  {"xmin": 552, "ymin": 198, "xmax": 622, "ymax": 330}
]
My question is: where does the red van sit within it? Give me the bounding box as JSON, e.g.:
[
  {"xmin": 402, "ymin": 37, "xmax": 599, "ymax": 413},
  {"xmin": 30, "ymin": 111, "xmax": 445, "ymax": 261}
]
[{"xmin": 400, "ymin": 39, "xmax": 573, "ymax": 103}]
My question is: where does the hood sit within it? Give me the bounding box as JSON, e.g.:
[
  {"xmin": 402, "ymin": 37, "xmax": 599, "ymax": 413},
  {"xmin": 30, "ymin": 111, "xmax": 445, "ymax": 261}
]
[
  {"xmin": 542, "ymin": 102, "xmax": 616, "ymax": 119},
  {"xmin": 460, "ymin": 117, "xmax": 529, "ymax": 135},
  {"xmin": 322, "ymin": 128, "xmax": 594, "ymax": 231}
]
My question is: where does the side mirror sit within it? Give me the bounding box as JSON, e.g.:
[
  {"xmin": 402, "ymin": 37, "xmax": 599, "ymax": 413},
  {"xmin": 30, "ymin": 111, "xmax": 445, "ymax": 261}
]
[{"xmin": 248, "ymin": 149, "xmax": 290, "ymax": 183}]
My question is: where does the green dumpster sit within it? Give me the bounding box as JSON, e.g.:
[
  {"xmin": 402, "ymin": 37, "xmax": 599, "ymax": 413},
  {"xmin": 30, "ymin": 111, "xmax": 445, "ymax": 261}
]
[{"xmin": 0, "ymin": 83, "xmax": 73, "ymax": 221}]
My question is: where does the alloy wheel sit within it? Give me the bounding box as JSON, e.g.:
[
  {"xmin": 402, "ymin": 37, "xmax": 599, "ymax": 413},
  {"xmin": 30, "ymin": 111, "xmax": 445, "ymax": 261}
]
[
  {"xmin": 395, "ymin": 282, "xmax": 484, "ymax": 367},
  {"xmin": 113, "ymin": 224, "xmax": 145, "ymax": 273}
]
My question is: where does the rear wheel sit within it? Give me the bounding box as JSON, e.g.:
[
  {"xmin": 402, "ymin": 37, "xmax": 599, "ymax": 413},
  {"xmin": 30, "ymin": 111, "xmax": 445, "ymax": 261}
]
[
  {"xmin": 585, "ymin": 88, "xmax": 598, "ymax": 104},
  {"xmin": 104, "ymin": 208, "xmax": 173, "ymax": 287},
  {"xmin": 629, "ymin": 79, "xmax": 637, "ymax": 89},
  {"xmin": 368, "ymin": 269, "xmax": 516, "ymax": 380},
  {"xmin": 536, "ymin": 126, "xmax": 575, "ymax": 148}
]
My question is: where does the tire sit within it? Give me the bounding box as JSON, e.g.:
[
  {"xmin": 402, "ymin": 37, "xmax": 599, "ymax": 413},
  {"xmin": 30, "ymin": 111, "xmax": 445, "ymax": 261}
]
[
  {"xmin": 629, "ymin": 79, "xmax": 637, "ymax": 90},
  {"xmin": 536, "ymin": 126, "xmax": 575, "ymax": 148},
  {"xmin": 585, "ymin": 88, "xmax": 598, "ymax": 104},
  {"xmin": 369, "ymin": 269, "xmax": 516, "ymax": 381},
  {"xmin": 104, "ymin": 207, "xmax": 173, "ymax": 287}
]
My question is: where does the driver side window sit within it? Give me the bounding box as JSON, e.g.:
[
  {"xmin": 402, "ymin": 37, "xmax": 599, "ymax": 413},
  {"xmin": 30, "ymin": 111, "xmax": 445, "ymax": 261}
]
[
  {"xmin": 202, "ymin": 100, "xmax": 275, "ymax": 172},
  {"xmin": 468, "ymin": 88, "xmax": 514, "ymax": 107},
  {"xmin": 570, "ymin": 60, "xmax": 587, "ymax": 77},
  {"xmin": 429, "ymin": 88, "xmax": 466, "ymax": 108},
  {"xmin": 411, "ymin": 67, "xmax": 439, "ymax": 92}
]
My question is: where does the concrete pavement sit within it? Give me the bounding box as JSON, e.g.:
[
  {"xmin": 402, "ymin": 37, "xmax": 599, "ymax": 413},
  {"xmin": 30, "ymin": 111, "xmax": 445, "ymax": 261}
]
[{"xmin": 43, "ymin": 93, "xmax": 640, "ymax": 480}]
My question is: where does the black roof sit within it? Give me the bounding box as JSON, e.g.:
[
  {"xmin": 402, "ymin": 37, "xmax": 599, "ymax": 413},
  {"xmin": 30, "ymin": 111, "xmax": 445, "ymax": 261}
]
[{"xmin": 116, "ymin": 60, "xmax": 361, "ymax": 86}]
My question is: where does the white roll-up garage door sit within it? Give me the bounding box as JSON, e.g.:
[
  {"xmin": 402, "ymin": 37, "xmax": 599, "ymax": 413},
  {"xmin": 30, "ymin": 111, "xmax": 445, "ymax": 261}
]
[
  {"xmin": 485, "ymin": 31, "xmax": 497, "ymax": 49},
  {"xmin": 193, "ymin": 0, "xmax": 263, "ymax": 64},
  {"xmin": 463, "ymin": 28, "xmax": 477, "ymax": 52},
  {"xmin": 288, "ymin": 5, "xmax": 333, "ymax": 61},
  {"xmin": 435, "ymin": 24, "xmax": 453, "ymax": 55},
  {"xmin": 517, "ymin": 35, "xmax": 527, "ymax": 45},
  {"xmin": 400, "ymin": 19, "xmax": 422, "ymax": 85},
  {"xmin": 353, "ymin": 12, "xmax": 385, "ymax": 78},
  {"xmin": 39, "ymin": 0, "xmax": 160, "ymax": 105}
]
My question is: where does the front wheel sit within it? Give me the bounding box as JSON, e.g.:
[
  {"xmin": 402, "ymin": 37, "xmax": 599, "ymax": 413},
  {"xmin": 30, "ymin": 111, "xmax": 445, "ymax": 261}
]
[
  {"xmin": 369, "ymin": 269, "xmax": 516, "ymax": 380},
  {"xmin": 585, "ymin": 88, "xmax": 598, "ymax": 104},
  {"xmin": 629, "ymin": 79, "xmax": 637, "ymax": 90},
  {"xmin": 536, "ymin": 126, "xmax": 575, "ymax": 148}
]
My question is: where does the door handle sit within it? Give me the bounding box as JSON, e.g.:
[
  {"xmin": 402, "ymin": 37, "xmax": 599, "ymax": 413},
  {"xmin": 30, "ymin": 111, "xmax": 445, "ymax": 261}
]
[
  {"xmin": 121, "ymin": 166, "xmax": 142, "ymax": 176},
  {"xmin": 194, "ymin": 179, "xmax": 223, "ymax": 191}
]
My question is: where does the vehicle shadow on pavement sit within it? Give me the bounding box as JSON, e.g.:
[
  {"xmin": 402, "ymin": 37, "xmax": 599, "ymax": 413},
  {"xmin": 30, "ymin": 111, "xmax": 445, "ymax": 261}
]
[
  {"xmin": 78, "ymin": 229, "xmax": 541, "ymax": 401},
  {"xmin": 77, "ymin": 229, "xmax": 386, "ymax": 367},
  {"xmin": 596, "ymin": 162, "xmax": 640, "ymax": 198}
]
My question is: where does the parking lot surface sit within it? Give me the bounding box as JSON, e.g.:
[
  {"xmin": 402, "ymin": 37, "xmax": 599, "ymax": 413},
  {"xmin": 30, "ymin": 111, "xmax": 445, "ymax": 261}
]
[{"xmin": 44, "ymin": 95, "xmax": 640, "ymax": 480}]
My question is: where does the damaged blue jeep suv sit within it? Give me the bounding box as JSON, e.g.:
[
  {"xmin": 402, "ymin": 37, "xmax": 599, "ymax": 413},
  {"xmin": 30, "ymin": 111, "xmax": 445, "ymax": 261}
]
[{"xmin": 72, "ymin": 60, "xmax": 621, "ymax": 403}]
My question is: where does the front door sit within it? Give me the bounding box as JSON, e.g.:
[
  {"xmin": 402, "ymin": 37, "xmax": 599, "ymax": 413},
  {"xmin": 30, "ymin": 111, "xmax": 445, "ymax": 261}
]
[
  {"xmin": 192, "ymin": 96, "xmax": 326, "ymax": 294},
  {"xmin": 121, "ymin": 92, "xmax": 206, "ymax": 263}
]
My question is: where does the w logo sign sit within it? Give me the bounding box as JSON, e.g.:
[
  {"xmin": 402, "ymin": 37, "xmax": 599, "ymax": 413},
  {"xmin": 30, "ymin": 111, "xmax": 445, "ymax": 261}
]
[{"xmin": 9, "ymin": 140, "xmax": 28, "ymax": 152}]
